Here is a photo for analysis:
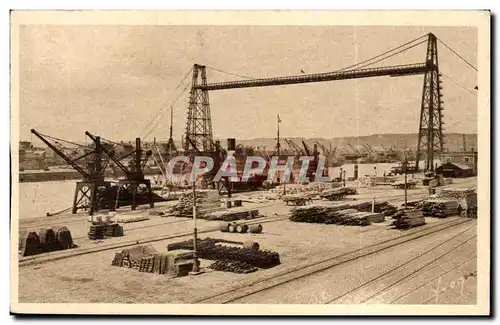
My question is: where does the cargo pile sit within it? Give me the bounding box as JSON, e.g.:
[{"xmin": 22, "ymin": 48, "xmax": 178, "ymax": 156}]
[
  {"xmin": 209, "ymin": 260, "xmax": 259, "ymax": 274},
  {"xmin": 220, "ymin": 222, "xmax": 263, "ymax": 234},
  {"xmin": 19, "ymin": 226, "xmax": 75, "ymax": 257},
  {"xmin": 203, "ymin": 208, "xmax": 261, "ymax": 221},
  {"xmin": 167, "ymin": 238, "xmax": 280, "ymax": 272},
  {"xmin": 282, "ymin": 193, "xmax": 314, "ymax": 206},
  {"xmin": 422, "ymin": 199, "xmax": 459, "ymax": 217},
  {"xmin": 111, "ymin": 245, "xmax": 195, "ymax": 278},
  {"xmin": 169, "ymin": 190, "xmax": 221, "ymax": 218},
  {"xmin": 391, "ymin": 210, "xmax": 426, "ymax": 229},
  {"xmin": 88, "ymin": 222, "xmax": 124, "ymax": 240},
  {"xmin": 289, "ymin": 204, "xmax": 385, "ymax": 226},
  {"xmin": 320, "ymin": 187, "xmax": 354, "ymax": 201},
  {"xmin": 436, "ymin": 188, "xmax": 477, "ymax": 218},
  {"xmin": 350, "ymin": 201, "xmax": 398, "ymax": 216}
]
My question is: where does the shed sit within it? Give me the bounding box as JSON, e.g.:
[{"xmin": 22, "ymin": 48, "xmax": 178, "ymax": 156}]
[{"xmin": 436, "ymin": 162, "xmax": 474, "ymax": 178}]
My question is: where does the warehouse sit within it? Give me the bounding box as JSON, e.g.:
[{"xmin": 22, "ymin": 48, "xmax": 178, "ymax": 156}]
[{"xmin": 436, "ymin": 162, "xmax": 474, "ymax": 178}]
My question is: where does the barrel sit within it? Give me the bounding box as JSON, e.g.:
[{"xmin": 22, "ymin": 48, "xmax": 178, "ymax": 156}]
[
  {"xmin": 225, "ymin": 200, "xmax": 232, "ymax": 209},
  {"xmin": 236, "ymin": 224, "xmax": 248, "ymax": 233},
  {"xmin": 248, "ymin": 224, "xmax": 263, "ymax": 234},
  {"xmin": 219, "ymin": 223, "xmax": 230, "ymax": 232},
  {"xmin": 234, "ymin": 199, "xmax": 242, "ymax": 207},
  {"xmin": 228, "ymin": 223, "xmax": 237, "ymax": 233},
  {"xmin": 243, "ymin": 241, "xmax": 260, "ymax": 251}
]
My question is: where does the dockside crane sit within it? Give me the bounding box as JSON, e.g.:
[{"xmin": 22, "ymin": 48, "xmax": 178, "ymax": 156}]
[
  {"xmin": 85, "ymin": 131, "xmax": 155, "ymax": 211},
  {"xmin": 31, "ymin": 129, "xmax": 115, "ymax": 215},
  {"xmin": 284, "ymin": 139, "xmax": 306, "ymax": 156}
]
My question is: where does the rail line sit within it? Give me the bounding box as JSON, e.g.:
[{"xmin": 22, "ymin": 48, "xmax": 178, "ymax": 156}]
[
  {"xmin": 192, "ymin": 217, "xmax": 474, "ymax": 304},
  {"xmin": 18, "ymin": 189, "xmax": 451, "ymax": 267},
  {"xmin": 325, "ymin": 225, "xmax": 477, "ymax": 304}
]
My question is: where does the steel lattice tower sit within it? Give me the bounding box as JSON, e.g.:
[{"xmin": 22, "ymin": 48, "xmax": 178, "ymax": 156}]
[
  {"xmin": 415, "ymin": 33, "xmax": 444, "ymax": 172},
  {"xmin": 184, "ymin": 64, "xmax": 214, "ymax": 153}
]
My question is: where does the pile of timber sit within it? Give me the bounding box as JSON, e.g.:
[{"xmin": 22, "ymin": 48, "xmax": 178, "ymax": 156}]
[
  {"xmin": 169, "ymin": 190, "xmax": 221, "ymax": 218},
  {"xmin": 19, "ymin": 226, "xmax": 75, "ymax": 257},
  {"xmin": 282, "ymin": 193, "xmax": 314, "ymax": 206},
  {"xmin": 320, "ymin": 188, "xmax": 350, "ymax": 201},
  {"xmin": 289, "ymin": 204, "xmax": 385, "ymax": 226},
  {"xmin": 167, "ymin": 237, "xmax": 280, "ymax": 270},
  {"xmin": 437, "ymin": 188, "xmax": 477, "ymax": 218},
  {"xmin": 391, "ymin": 210, "xmax": 426, "ymax": 229},
  {"xmin": 422, "ymin": 199, "xmax": 460, "ymax": 218},
  {"xmin": 111, "ymin": 245, "xmax": 195, "ymax": 277},
  {"xmin": 349, "ymin": 201, "xmax": 398, "ymax": 216},
  {"xmin": 209, "ymin": 260, "xmax": 259, "ymax": 274},
  {"xmin": 403, "ymin": 200, "xmax": 423, "ymax": 209},
  {"xmin": 203, "ymin": 208, "xmax": 261, "ymax": 222}
]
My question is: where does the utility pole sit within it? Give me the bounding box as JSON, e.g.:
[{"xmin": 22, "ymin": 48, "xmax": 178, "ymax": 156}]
[
  {"xmin": 190, "ymin": 175, "xmax": 202, "ymax": 275},
  {"xmin": 276, "ymin": 114, "xmax": 281, "ymax": 156},
  {"xmin": 404, "ymin": 150, "xmax": 408, "ymax": 210}
]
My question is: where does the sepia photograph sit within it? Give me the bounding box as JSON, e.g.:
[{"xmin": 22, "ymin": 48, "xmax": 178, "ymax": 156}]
[{"xmin": 9, "ymin": 10, "xmax": 490, "ymax": 315}]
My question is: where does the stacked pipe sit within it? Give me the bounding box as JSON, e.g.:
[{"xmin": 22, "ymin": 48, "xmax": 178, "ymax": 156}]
[
  {"xmin": 220, "ymin": 222, "xmax": 263, "ymax": 234},
  {"xmin": 422, "ymin": 199, "xmax": 460, "ymax": 217}
]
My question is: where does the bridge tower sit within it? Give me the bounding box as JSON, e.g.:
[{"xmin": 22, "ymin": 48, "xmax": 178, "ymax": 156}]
[
  {"xmin": 416, "ymin": 33, "xmax": 444, "ymax": 172},
  {"xmin": 184, "ymin": 64, "xmax": 214, "ymax": 153}
]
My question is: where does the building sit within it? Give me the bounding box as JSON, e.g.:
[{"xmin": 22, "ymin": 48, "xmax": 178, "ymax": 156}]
[
  {"xmin": 436, "ymin": 162, "xmax": 474, "ymax": 178},
  {"xmin": 440, "ymin": 150, "xmax": 478, "ymax": 176}
]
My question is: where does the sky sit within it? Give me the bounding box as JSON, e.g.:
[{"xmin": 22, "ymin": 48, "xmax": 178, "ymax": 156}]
[{"xmin": 18, "ymin": 25, "xmax": 478, "ymax": 144}]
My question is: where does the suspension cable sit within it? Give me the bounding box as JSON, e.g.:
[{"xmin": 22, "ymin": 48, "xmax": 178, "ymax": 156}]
[
  {"xmin": 141, "ymin": 67, "xmax": 194, "ymax": 137},
  {"xmin": 353, "ymin": 39, "xmax": 428, "ymax": 71},
  {"xmin": 440, "ymin": 72, "xmax": 478, "ymax": 97},
  {"xmin": 206, "ymin": 65, "xmax": 255, "ymax": 80},
  {"xmin": 142, "ymin": 82, "xmax": 192, "ymax": 140},
  {"xmin": 337, "ymin": 34, "xmax": 429, "ymax": 72},
  {"xmin": 437, "ymin": 38, "xmax": 477, "ymax": 72}
]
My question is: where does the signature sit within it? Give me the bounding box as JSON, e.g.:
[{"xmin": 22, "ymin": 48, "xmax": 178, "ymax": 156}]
[{"xmin": 431, "ymin": 271, "xmax": 477, "ymax": 303}]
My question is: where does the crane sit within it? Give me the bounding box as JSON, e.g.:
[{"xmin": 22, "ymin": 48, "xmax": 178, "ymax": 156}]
[
  {"xmin": 85, "ymin": 131, "xmax": 155, "ymax": 211},
  {"xmin": 284, "ymin": 139, "xmax": 305, "ymax": 156},
  {"xmin": 31, "ymin": 129, "xmax": 114, "ymax": 215},
  {"xmin": 183, "ymin": 33, "xmax": 446, "ymax": 172}
]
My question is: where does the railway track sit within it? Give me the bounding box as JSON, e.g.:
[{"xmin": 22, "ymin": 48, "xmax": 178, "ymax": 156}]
[
  {"xmin": 192, "ymin": 217, "xmax": 474, "ymax": 304},
  {"xmin": 18, "ymin": 189, "xmax": 454, "ymax": 267},
  {"xmin": 325, "ymin": 224, "xmax": 477, "ymax": 304}
]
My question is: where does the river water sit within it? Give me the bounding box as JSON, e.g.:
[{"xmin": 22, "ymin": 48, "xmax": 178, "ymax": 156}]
[{"xmin": 18, "ymin": 161, "xmax": 438, "ymax": 220}]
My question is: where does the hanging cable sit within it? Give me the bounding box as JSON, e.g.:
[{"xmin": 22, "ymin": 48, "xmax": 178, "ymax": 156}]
[
  {"xmin": 38, "ymin": 132, "xmax": 87, "ymax": 148},
  {"xmin": 336, "ymin": 34, "xmax": 429, "ymax": 72},
  {"xmin": 206, "ymin": 65, "xmax": 255, "ymax": 80},
  {"xmin": 440, "ymin": 72, "xmax": 477, "ymax": 97},
  {"xmin": 437, "ymin": 38, "xmax": 477, "ymax": 72},
  {"xmin": 140, "ymin": 67, "xmax": 194, "ymax": 137},
  {"xmin": 142, "ymin": 82, "xmax": 192, "ymax": 140},
  {"xmin": 353, "ymin": 39, "xmax": 428, "ymax": 71}
]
